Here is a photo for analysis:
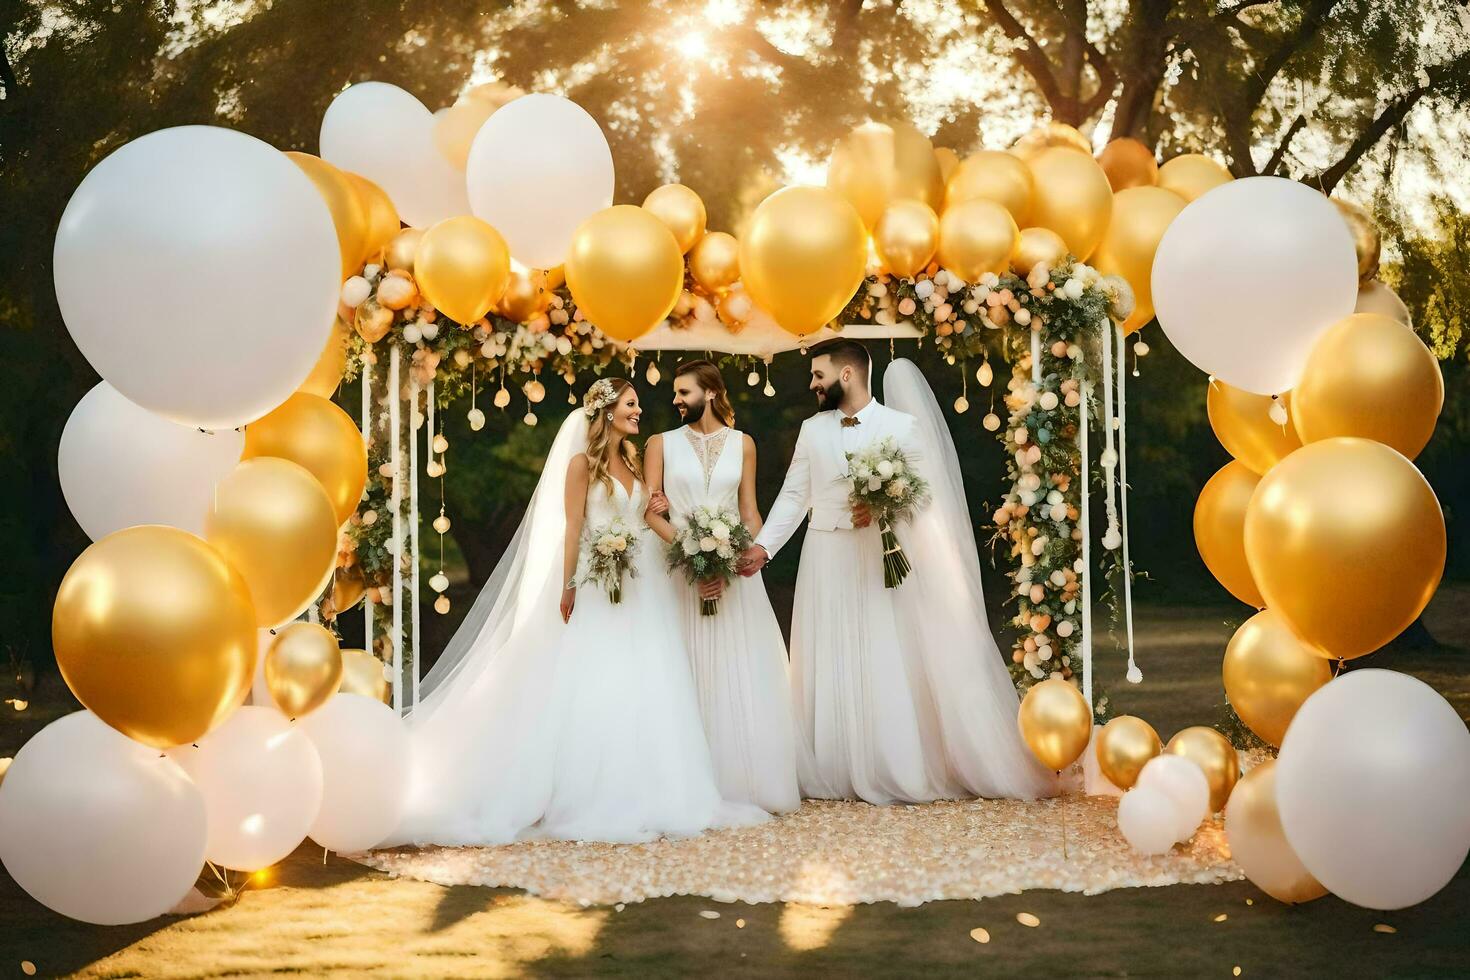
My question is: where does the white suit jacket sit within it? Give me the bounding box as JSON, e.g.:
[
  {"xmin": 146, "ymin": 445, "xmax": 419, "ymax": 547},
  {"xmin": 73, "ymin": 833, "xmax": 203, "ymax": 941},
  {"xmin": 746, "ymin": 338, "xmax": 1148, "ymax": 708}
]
[{"xmin": 755, "ymin": 400, "xmax": 923, "ymax": 560}]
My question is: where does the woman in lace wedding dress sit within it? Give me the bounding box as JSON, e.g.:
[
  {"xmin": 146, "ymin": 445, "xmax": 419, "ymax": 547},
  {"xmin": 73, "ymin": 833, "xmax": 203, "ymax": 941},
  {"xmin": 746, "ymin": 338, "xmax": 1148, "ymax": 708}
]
[{"xmin": 386, "ymin": 378, "xmax": 766, "ymax": 847}]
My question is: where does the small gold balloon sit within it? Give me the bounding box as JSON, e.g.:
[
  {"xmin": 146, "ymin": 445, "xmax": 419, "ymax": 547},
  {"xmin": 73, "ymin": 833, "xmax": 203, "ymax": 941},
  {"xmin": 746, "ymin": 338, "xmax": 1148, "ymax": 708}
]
[
  {"xmin": 937, "ymin": 198, "xmax": 1019, "ymax": 282},
  {"xmin": 286, "ymin": 152, "xmax": 369, "ymax": 280},
  {"xmin": 298, "ymin": 318, "xmax": 352, "ymax": 398},
  {"xmin": 243, "ymin": 393, "xmax": 368, "ymax": 526},
  {"xmin": 1018, "ymin": 678, "xmax": 1092, "ymax": 771},
  {"xmin": 385, "ymin": 228, "xmax": 424, "ymax": 272},
  {"xmin": 52, "ymin": 526, "xmax": 256, "ymax": 749},
  {"xmin": 642, "ymin": 184, "xmax": 708, "ymax": 254},
  {"xmin": 1244, "ymin": 437, "xmax": 1445, "ymax": 660},
  {"xmin": 873, "ymin": 199, "xmax": 939, "ymax": 279},
  {"xmin": 1097, "ymin": 137, "xmax": 1159, "ymax": 191},
  {"xmin": 826, "ymin": 120, "xmax": 947, "ymax": 229},
  {"xmin": 1095, "ymin": 715, "xmax": 1162, "ymax": 790},
  {"xmin": 946, "ymin": 151, "xmax": 1034, "ymax": 227},
  {"xmin": 1333, "ymin": 199, "xmax": 1381, "ymax": 284},
  {"xmin": 1011, "ymin": 121, "xmax": 1093, "ymax": 160},
  {"xmin": 739, "ymin": 186, "xmax": 869, "ymax": 335},
  {"xmin": 1165, "ymin": 726, "xmax": 1240, "ymax": 812},
  {"xmin": 332, "ymin": 564, "xmax": 366, "ymax": 615},
  {"xmin": 1027, "ymin": 148, "xmax": 1114, "ymax": 261},
  {"xmin": 433, "ymin": 99, "xmax": 496, "ymax": 171},
  {"xmin": 1194, "ymin": 460, "xmax": 1266, "ymax": 608},
  {"xmin": 497, "ymin": 268, "xmax": 550, "ymax": 323},
  {"xmin": 1207, "ymin": 382, "xmax": 1302, "ymax": 476},
  {"xmin": 566, "ymin": 205, "xmax": 685, "ymax": 343},
  {"xmin": 689, "ymin": 231, "xmax": 741, "ymax": 294},
  {"xmin": 1223, "ymin": 610, "xmax": 1332, "ymax": 747},
  {"xmin": 934, "ymin": 146, "xmax": 960, "ymax": 183},
  {"xmin": 264, "ymin": 622, "xmax": 343, "ymax": 719},
  {"xmin": 1010, "ymin": 227, "xmax": 1069, "ymax": 276},
  {"xmin": 343, "ymin": 172, "xmax": 401, "ymax": 267},
  {"xmin": 1090, "ymin": 186, "xmax": 1186, "ymax": 334},
  {"xmin": 1291, "ymin": 313, "xmax": 1443, "ymax": 460},
  {"xmin": 206, "ymin": 458, "xmax": 339, "ymax": 628},
  {"xmin": 1355, "ymin": 279, "xmax": 1410, "ymax": 325},
  {"xmin": 338, "ymin": 649, "xmax": 389, "ymax": 703},
  {"xmin": 1157, "ymin": 153, "xmax": 1233, "ymax": 203},
  {"xmin": 415, "ymin": 216, "xmax": 512, "ymax": 325},
  {"xmin": 1224, "ymin": 760, "xmax": 1328, "ymax": 904}
]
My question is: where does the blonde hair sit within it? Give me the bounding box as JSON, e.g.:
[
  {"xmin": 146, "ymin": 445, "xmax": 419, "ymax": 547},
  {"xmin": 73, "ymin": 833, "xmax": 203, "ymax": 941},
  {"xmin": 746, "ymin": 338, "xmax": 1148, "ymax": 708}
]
[{"xmin": 584, "ymin": 377, "xmax": 642, "ymax": 493}]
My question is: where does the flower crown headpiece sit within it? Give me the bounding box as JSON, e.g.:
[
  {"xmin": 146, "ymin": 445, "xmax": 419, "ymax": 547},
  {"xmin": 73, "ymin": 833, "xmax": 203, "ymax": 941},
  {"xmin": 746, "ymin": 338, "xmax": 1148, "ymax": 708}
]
[{"xmin": 583, "ymin": 378, "xmax": 620, "ymax": 419}]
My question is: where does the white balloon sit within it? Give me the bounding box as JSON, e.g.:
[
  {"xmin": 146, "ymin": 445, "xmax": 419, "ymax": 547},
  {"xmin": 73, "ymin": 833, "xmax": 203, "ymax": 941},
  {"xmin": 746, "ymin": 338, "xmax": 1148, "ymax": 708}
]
[
  {"xmin": 1117, "ymin": 786, "xmax": 1180, "ymax": 855},
  {"xmin": 1355, "ymin": 279, "xmax": 1412, "ymax": 327},
  {"xmin": 1137, "ymin": 754, "xmax": 1211, "ymax": 841},
  {"xmin": 319, "ymin": 81, "xmax": 469, "ymax": 229},
  {"xmin": 466, "ymin": 94, "xmax": 614, "ymax": 269},
  {"xmin": 0, "ymin": 712, "xmax": 206, "ymax": 924},
  {"xmin": 169, "ymin": 706, "xmax": 323, "ymax": 872},
  {"xmin": 298, "ymin": 694, "xmax": 409, "ymax": 852},
  {"xmin": 1152, "ymin": 176, "xmax": 1358, "ymax": 395},
  {"xmin": 53, "ymin": 126, "xmax": 340, "ymax": 430},
  {"xmin": 1277, "ymin": 669, "xmax": 1470, "ymax": 910},
  {"xmin": 59, "ymin": 382, "xmax": 244, "ymax": 541}
]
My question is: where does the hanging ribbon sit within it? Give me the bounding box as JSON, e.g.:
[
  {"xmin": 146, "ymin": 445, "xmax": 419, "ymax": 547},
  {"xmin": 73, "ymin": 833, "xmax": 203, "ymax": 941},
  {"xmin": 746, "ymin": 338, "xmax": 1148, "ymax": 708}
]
[
  {"xmin": 388, "ymin": 345, "xmax": 403, "ymax": 715},
  {"xmin": 1116, "ymin": 324, "xmax": 1141, "ymax": 684},
  {"xmin": 1099, "ymin": 319, "xmax": 1121, "ymax": 546},
  {"xmin": 409, "ymin": 375, "xmax": 423, "ymax": 711},
  {"xmin": 1079, "ymin": 380, "xmax": 1094, "ymax": 713},
  {"xmin": 361, "ymin": 352, "xmax": 374, "ymax": 663}
]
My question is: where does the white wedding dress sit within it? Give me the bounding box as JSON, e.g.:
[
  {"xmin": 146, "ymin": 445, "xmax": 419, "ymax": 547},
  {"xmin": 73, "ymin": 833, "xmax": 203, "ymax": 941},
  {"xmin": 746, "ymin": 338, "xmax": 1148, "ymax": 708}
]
[{"xmin": 386, "ymin": 413, "xmax": 767, "ymax": 847}]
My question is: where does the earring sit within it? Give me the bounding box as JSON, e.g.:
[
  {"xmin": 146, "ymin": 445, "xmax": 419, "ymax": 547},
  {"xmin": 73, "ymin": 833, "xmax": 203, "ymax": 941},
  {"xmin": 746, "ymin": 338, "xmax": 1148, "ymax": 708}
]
[{"xmin": 606, "ymin": 412, "xmax": 614, "ymax": 421}]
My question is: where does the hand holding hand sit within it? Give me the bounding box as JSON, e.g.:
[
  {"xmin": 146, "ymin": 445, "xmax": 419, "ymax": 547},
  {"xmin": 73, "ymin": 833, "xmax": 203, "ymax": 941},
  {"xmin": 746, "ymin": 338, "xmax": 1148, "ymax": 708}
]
[
  {"xmin": 852, "ymin": 501, "xmax": 873, "ymax": 529},
  {"xmin": 647, "ymin": 491, "xmax": 670, "ymax": 516},
  {"xmin": 698, "ymin": 576, "xmax": 725, "ymax": 600},
  {"xmin": 737, "ymin": 544, "xmax": 768, "ymax": 577},
  {"xmin": 559, "ymin": 587, "xmax": 576, "ymax": 623}
]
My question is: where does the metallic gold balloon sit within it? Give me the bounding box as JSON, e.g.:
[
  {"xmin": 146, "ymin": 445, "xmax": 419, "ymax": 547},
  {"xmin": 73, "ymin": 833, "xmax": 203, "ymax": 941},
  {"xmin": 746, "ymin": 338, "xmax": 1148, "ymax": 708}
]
[
  {"xmin": 1090, "ymin": 186, "xmax": 1186, "ymax": 333},
  {"xmin": 937, "ymin": 198, "xmax": 1019, "ymax": 282},
  {"xmin": 497, "ymin": 268, "xmax": 550, "ymax": 323},
  {"xmin": 1207, "ymin": 382, "xmax": 1302, "ymax": 476},
  {"xmin": 206, "ymin": 458, "xmax": 339, "ymax": 628},
  {"xmin": 415, "ymin": 216, "xmax": 511, "ymax": 325},
  {"xmin": 826, "ymin": 120, "xmax": 947, "ymax": 229},
  {"xmin": 264, "ymin": 622, "xmax": 343, "ymax": 719},
  {"xmin": 433, "ymin": 99, "xmax": 497, "ymax": 172},
  {"xmin": 1244, "ymin": 437, "xmax": 1445, "ymax": 660},
  {"xmin": 946, "ymin": 151, "xmax": 1034, "ymax": 227},
  {"xmin": 1193, "ymin": 461, "xmax": 1266, "ymax": 608},
  {"xmin": 298, "ymin": 318, "xmax": 351, "ymax": 398},
  {"xmin": 343, "ymin": 172, "xmax": 400, "ymax": 266},
  {"xmin": 642, "ymin": 184, "xmax": 708, "ymax": 254},
  {"xmin": 1010, "ymin": 226, "xmax": 1069, "ymax": 275},
  {"xmin": 1291, "ymin": 313, "xmax": 1443, "ymax": 460},
  {"xmin": 1027, "ymin": 148, "xmax": 1113, "ymax": 261},
  {"xmin": 566, "ymin": 204, "xmax": 685, "ymax": 343},
  {"xmin": 739, "ymin": 186, "xmax": 868, "ymax": 335},
  {"xmin": 338, "ymin": 649, "xmax": 389, "ymax": 703},
  {"xmin": 1095, "ymin": 715, "xmax": 1162, "ymax": 790},
  {"xmin": 1097, "ymin": 137, "xmax": 1159, "ymax": 191},
  {"xmin": 689, "ymin": 231, "xmax": 741, "ymax": 293},
  {"xmin": 1011, "ymin": 121, "xmax": 1092, "ymax": 160},
  {"xmin": 331, "ymin": 564, "xmax": 366, "ymax": 616},
  {"xmin": 934, "ymin": 146, "xmax": 960, "ymax": 184},
  {"xmin": 243, "ymin": 393, "xmax": 367, "ymax": 526},
  {"xmin": 874, "ymin": 199, "xmax": 939, "ymax": 279},
  {"xmin": 1018, "ymin": 679, "xmax": 1092, "ymax": 771},
  {"xmin": 1165, "ymin": 726, "xmax": 1240, "ymax": 812},
  {"xmin": 1224, "ymin": 761, "xmax": 1328, "ymax": 904},
  {"xmin": 1157, "ymin": 153, "xmax": 1233, "ymax": 203},
  {"xmin": 286, "ymin": 152, "xmax": 369, "ymax": 280},
  {"xmin": 542, "ymin": 264, "xmax": 566, "ymax": 291},
  {"xmin": 1333, "ymin": 199, "xmax": 1380, "ymax": 283},
  {"xmin": 385, "ymin": 228, "xmax": 423, "ymax": 273},
  {"xmin": 52, "ymin": 526, "xmax": 256, "ymax": 749},
  {"xmin": 1223, "ymin": 610, "xmax": 1332, "ymax": 747}
]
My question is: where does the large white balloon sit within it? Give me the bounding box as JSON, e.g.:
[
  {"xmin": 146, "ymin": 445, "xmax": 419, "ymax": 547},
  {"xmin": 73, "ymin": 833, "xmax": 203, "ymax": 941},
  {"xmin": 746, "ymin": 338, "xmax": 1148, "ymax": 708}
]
[
  {"xmin": 298, "ymin": 694, "xmax": 409, "ymax": 852},
  {"xmin": 170, "ymin": 706, "xmax": 323, "ymax": 872},
  {"xmin": 1151, "ymin": 177, "xmax": 1358, "ymax": 395},
  {"xmin": 466, "ymin": 94, "xmax": 614, "ymax": 269},
  {"xmin": 53, "ymin": 126, "xmax": 340, "ymax": 430},
  {"xmin": 1277, "ymin": 669, "xmax": 1470, "ymax": 910},
  {"xmin": 319, "ymin": 81, "xmax": 469, "ymax": 229},
  {"xmin": 59, "ymin": 382, "xmax": 245, "ymax": 541},
  {"xmin": 1137, "ymin": 754, "xmax": 1211, "ymax": 842},
  {"xmin": 1117, "ymin": 786, "xmax": 1180, "ymax": 856},
  {"xmin": 0, "ymin": 712, "xmax": 206, "ymax": 924},
  {"xmin": 1355, "ymin": 279, "xmax": 1412, "ymax": 326}
]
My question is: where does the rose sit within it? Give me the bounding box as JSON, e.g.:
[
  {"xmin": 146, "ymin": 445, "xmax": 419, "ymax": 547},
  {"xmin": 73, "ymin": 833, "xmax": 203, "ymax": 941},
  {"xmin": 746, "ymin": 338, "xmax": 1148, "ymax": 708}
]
[
  {"xmin": 854, "ymin": 465, "xmax": 872, "ymax": 481},
  {"xmin": 716, "ymin": 543, "xmax": 734, "ymax": 560},
  {"xmin": 867, "ymin": 477, "xmax": 882, "ymax": 492},
  {"xmin": 700, "ymin": 536, "xmax": 718, "ymax": 552},
  {"xmin": 681, "ymin": 536, "xmax": 700, "ymax": 556},
  {"xmin": 892, "ymin": 459, "xmax": 905, "ymax": 475},
  {"xmin": 710, "ymin": 521, "xmax": 730, "ymax": 541},
  {"xmin": 612, "ymin": 536, "xmax": 627, "ymax": 552},
  {"xmin": 876, "ymin": 460, "xmax": 895, "ymax": 479}
]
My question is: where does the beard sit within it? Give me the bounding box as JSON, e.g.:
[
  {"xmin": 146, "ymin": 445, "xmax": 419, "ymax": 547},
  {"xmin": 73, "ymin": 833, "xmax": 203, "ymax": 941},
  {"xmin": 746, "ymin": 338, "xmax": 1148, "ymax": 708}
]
[
  {"xmin": 816, "ymin": 379, "xmax": 844, "ymax": 412},
  {"xmin": 678, "ymin": 395, "xmax": 707, "ymax": 424}
]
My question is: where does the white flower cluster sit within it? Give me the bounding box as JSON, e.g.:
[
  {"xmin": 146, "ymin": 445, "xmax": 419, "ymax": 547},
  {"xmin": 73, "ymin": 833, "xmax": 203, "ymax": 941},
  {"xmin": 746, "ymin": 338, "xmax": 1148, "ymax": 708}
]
[
  {"xmin": 675, "ymin": 504, "xmax": 739, "ymax": 563},
  {"xmin": 581, "ymin": 516, "xmax": 639, "ymax": 603}
]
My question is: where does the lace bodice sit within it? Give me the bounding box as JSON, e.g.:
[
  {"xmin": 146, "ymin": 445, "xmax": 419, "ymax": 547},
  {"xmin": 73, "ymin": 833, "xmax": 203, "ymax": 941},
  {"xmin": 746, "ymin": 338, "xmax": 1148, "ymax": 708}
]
[{"xmin": 663, "ymin": 426, "xmax": 742, "ymax": 513}]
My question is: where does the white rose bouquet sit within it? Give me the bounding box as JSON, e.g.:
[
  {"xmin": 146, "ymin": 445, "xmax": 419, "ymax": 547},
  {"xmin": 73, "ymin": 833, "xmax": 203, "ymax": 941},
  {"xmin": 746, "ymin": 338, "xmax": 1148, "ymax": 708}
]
[
  {"xmin": 581, "ymin": 517, "xmax": 638, "ymax": 604},
  {"xmin": 844, "ymin": 436, "xmax": 930, "ymax": 588},
  {"xmin": 666, "ymin": 504, "xmax": 753, "ymax": 616}
]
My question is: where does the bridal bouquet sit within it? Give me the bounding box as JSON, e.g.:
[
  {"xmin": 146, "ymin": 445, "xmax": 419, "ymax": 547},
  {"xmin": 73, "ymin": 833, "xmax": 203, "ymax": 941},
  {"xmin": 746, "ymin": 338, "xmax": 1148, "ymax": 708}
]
[
  {"xmin": 845, "ymin": 437, "xmax": 930, "ymax": 588},
  {"xmin": 581, "ymin": 517, "xmax": 639, "ymax": 604},
  {"xmin": 666, "ymin": 504, "xmax": 753, "ymax": 616}
]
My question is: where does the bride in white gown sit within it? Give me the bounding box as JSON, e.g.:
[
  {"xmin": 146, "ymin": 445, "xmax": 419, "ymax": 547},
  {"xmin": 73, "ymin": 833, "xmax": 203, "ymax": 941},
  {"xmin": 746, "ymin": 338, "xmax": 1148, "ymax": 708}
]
[{"xmin": 387, "ymin": 378, "xmax": 766, "ymax": 846}]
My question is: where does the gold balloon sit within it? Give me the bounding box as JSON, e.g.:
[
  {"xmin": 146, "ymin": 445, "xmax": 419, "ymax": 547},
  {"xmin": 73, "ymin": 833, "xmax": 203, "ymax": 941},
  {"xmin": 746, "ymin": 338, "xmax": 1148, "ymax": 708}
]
[
  {"xmin": 1097, "ymin": 137, "xmax": 1158, "ymax": 191},
  {"xmin": 331, "ymin": 564, "xmax": 366, "ymax": 616},
  {"xmin": 339, "ymin": 649, "xmax": 390, "ymax": 703},
  {"xmin": 1095, "ymin": 715, "xmax": 1162, "ymax": 790},
  {"xmin": 1165, "ymin": 726, "xmax": 1240, "ymax": 812},
  {"xmin": 689, "ymin": 231, "xmax": 741, "ymax": 293},
  {"xmin": 937, "ymin": 198, "xmax": 1019, "ymax": 282},
  {"xmin": 433, "ymin": 99, "xmax": 497, "ymax": 171},
  {"xmin": 934, "ymin": 146, "xmax": 960, "ymax": 184},
  {"xmin": 385, "ymin": 228, "xmax": 423, "ymax": 273},
  {"xmin": 946, "ymin": 151, "xmax": 1034, "ymax": 227},
  {"xmin": 298, "ymin": 318, "xmax": 351, "ymax": 398},
  {"xmin": 1292, "ymin": 313, "xmax": 1444, "ymax": 460},
  {"xmin": 826, "ymin": 120, "xmax": 947, "ymax": 229},
  {"xmin": 243, "ymin": 392, "xmax": 367, "ymax": 526},
  {"xmin": 497, "ymin": 268, "xmax": 550, "ymax": 323},
  {"xmin": 739, "ymin": 186, "xmax": 868, "ymax": 335},
  {"xmin": 286, "ymin": 152, "xmax": 369, "ymax": 280},
  {"xmin": 1223, "ymin": 610, "xmax": 1332, "ymax": 747},
  {"xmin": 1090, "ymin": 186, "xmax": 1186, "ymax": 333},
  {"xmin": 206, "ymin": 458, "xmax": 339, "ymax": 628},
  {"xmin": 344, "ymin": 172, "xmax": 401, "ymax": 266},
  {"xmin": 1224, "ymin": 761, "xmax": 1328, "ymax": 905},
  {"xmin": 1011, "ymin": 121, "xmax": 1092, "ymax": 160},
  {"xmin": 1244, "ymin": 437, "xmax": 1445, "ymax": 660},
  {"xmin": 52, "ymin": 526, "xmax": 256, "ymax": 749},
  {"xmin": 1018, "ymin": 679, "xmax": 1092, "ymax": 771},
  {"xmin": 642, "ymin": 184, "xmax": 708, "ymax": 254},
  {"xmin": 264, "ymin": 622, "xmax": 343, "ymax": 718},
  {"xmin": 1157, "ymin": 153, "xmax": 1233, "ymax": 203},
  {"xmin": 566, "ymin": 205, "xmax": 685, "ymax": 343},
  {"xmin": 1027, "ymin": 148, "xmax": 1114, "ymax": 261},
  {"xmin": 542, "ymin": 264, "xmax": 566, "ymax": 291},
  {"xmin": 1194, "ymin": 461, "xmax": 1266, "ymax": 608},
  {"xmin": 1207, "ymin": 382, "xmax": 1302, "ymax": 476},
  {"xmin": 1333, "ymin": 199, "xmax": 1380, "ymax": 283},
  {"xmin": 415, "ymin": 216, "xmax": 511, "ymax": 325},
  {"xmin": 874, "ymin": 199, "xmax": 939, "ymax": 279},
  {"xmin": 1010, "ymin": 227, "xmax": 1069, "ymax": 275}
]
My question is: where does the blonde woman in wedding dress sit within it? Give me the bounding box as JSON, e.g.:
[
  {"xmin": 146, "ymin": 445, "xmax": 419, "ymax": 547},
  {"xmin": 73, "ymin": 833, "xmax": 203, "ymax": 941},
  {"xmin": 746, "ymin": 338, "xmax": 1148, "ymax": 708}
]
[{"xmin": 387, "ymin": 378, "xmax": 766, "ymax": 847}]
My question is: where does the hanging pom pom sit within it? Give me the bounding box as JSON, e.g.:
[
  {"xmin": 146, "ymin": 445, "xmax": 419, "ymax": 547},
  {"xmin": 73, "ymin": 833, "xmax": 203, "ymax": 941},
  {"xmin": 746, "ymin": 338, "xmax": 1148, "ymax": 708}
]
[
  {"xmin": 1133, "ymin": 340, "xmax": 1150, "ymax": 357},
  {"xmin": 646, "ymin": 361, "xmax": 661, "ymax": 385},
  {"xmin": 432, "ymin": 513, "xmax": 451, "ymax": 535},
  {"xmin": 976, "ymin": 360, "xmax": 993, "ymax": 386},
  {"xmin": 763, "ymin": 381, "xmax": 775, "ymax": 397},
  {"xmin": 523, "ymin": 411, "xmax": 538, "ymax": 426},
  {"xmin": 1268, "ymin": 397, "xmax": 1289, "ymax": 427},
  {"xmin": 434, "ymin": 595, "xmax": 451, "ymax": 615},
  {"xmin": 983, "ymin": 412, "xmax": 1001, "ymax": 432},
  {"xmin": 1126, "ymin": 663, "xmax": 1143, "ymax": 684},
  {"xmin": 493, "ymin": 387, "xmax": 511, "ymax": 409},
  {"xmin": 467, "ymin": 408, "xmax": 485, "ymax": 431},
  {"xmin": 953, "ymin": 395, "xmax": 969, "ymax": 413},
  {"xmin": 432, "ymin": 434, "xmax": 449, "ymax": 454},
  {"xmin": 747, "ymin": 370, "xmax": 761, "ymax": 387},
  {"xmin": 429, "ymin": 571, "xmax": 450, "ymax": 593}
]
